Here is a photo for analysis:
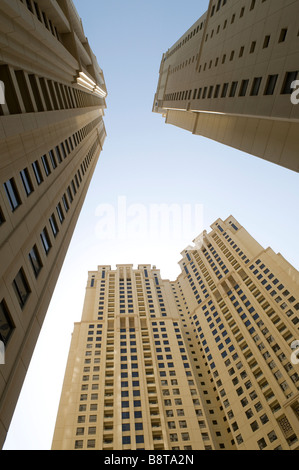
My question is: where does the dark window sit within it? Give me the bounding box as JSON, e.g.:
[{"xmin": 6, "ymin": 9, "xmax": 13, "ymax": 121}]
[
  {"xmin": 67, "ymin": 186, "xmax": 73, "ymax": 203},
  {"xmin": 64, "ymin": 139, "xmax": 70, "ymax": 155},
  {"xmin": 56, "ymin": 203, "xmax": 64, "ymax": 224},
  {"xmin": 55, "ymin": 146, "xmax": 62, "ymax": 164},
  {"xmin": 60, "ymin": 143, "xmax": 67, "ymax": 159},
  {"xmin": 13, "ymin": 268, "xmax": 31, "ymax": 309},
  {"xmin": 4, "ymin": 178, "xmax": 22, "ymax": 211},
  {"xmin": 251, "ymin": 77, "xmax": 262, "ymax": 96},
  {"xmin": 281, "ymin": 71, "xmax": 298, "ymax": 94},
  {"xmin": 49, "ymin": 214, "xmax": 59, "ymax": 238},
  {"xmin": 49, "ymin": 150, "xmax": 57, "ymax": 169},
  {"xmin": 0, "ymin": 299, "xmax": 14, "ymax": 344},
  {"xmin": 62, "ymin": 194, "xmax": 69, "ymax": 213},
  {"xmin": 250, "ymin": 0, "xmax": 256, "ymax": 10},
  {"xmin": 250, "ymin": 41, "xmax": 256, "ymax": 53},
  {"xmin": 0, "ymin": 206, "xmax": 5, "ymax": 226},
  {"xmin": 32, "ymin": 160, "xmax": 43, "ymax": 185},
  {"xmin": 221, "ymin": 83, "xmax": 229, "ymax": 98},
  {"xmin": 264, "ymin": 75, "xmax": 278, "ymax": 95},
  {"xmin": 239, "ymin": 79, "xmax": 249, "ymax": 97},
  {"xmin": 278, "ymin": 28, "xmax": 288, "ymax": 43},
  {"xmin": 40, "ymin": 227, "xmax": 52, "ymax": 255},
  {"xmin": 41, "ymin": 154, "xmax": 51, "ymax": 176},
  {"xmin": 263, "ymin": 35, "xmax": 270, "ymax": 48},
  {"xmin": 214, "ymin": 84, "xmax": 220, "ymax": 98},
  {"xmin": 20, "ymin": 168, "xmax": 34, "ymax": 196},
  {"xmin": 28, "ymin": 245, "xmax": 43, "ymax": 278},
  {"xmin": 229, "ymin": 81, "xmax": 238, "ymax": 97}
]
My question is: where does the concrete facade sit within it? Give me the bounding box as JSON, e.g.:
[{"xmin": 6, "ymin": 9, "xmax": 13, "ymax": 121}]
[
  {"xmin": 52, "ymin": 216, "xmax": 299, "ymax": 450},
  {"xmin": 153, "ymin": 0, "xmax": 299, "ymax": 172},
  {"xmin": 0, "ymin": 0, "xmax": 107, "ymax": 448}
]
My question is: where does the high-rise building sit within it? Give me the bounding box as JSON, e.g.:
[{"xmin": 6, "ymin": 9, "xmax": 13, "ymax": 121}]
[
  {"xmin": 153, "ymin": 0, "xmax": 299, "ymax": 172},
  {"xmin": 0, "ymin": 0, "xmax": 107, "ymax": 447},
  {"xmin": 52, "ymin": 216, "xmax": 299, "ymax": 450}
]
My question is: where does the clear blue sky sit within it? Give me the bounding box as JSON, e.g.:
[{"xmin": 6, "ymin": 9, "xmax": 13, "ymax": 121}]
[{"xmin": 4, "ymin": 0, "xmax": 299, "ymax": 449}]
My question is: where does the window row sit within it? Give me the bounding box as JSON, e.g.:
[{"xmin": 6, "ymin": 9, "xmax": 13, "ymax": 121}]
[
  {"xmin": 1, "ymin": 117, "xmax": 100, "ymax": 221},
  {"xmin": 0, "ymin": 146, "xmax": 99, "ymax": 356},
  {"xmin": 0, "ymin": 63, "xmax": 102, "ymax": 116},
  {"xmin": 19, "ymin": 0, "xmax": 62, "ymax": 42},
  {"xmin": 165, "ymin": 71, "xmax": 298, "ymax": 102}
]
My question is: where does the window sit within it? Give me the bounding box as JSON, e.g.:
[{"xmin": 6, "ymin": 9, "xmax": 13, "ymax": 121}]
[
  {"xmin": 263, "ymin": 35, "xmax": 270, "ymax": 48},
  {"xmin": 4, "ymin": 178, "xmax": 22, "ymax": 211},
  {"xmin": 229, "ymin": 81, "xmax": 238, "ymax": 97},
  {"xmin": 41, "ymin": 154, "xmax": 51, "ymax": 176},
  {"xmin": 13, "ymin": 268, "xmax": 31, "ymax": 309},
  {"xmin": 67, "ymin": 186, "xmax": 73, "ymax": 204},
  {"xmin": 56, "ymin": 203, "xmax": 65, "ymax": 224},
  {"xmin": 251, "ymin": 77, "xmax": 262, "ymax": 96},
  {"xmin": 49, "ymin": 150, "xmax": 57, "ymax": 170},
  {"xmin": 264, "ymin": 75, "xmax": 278, "ymax": 95},
  {"xmin": 75, "ymin": 440, "xmax": 83, "ymax": 449},
  {"xmin": 221, "ymin": 83, "xmax": 229, "ymax": 98},
  {"xmin": 250, "ymin": 41, "xmax": 256, "ymax": 54},
  {"xmin": 0, "ymin": 206, "xmax": 5, "ymax": 226},
  {"xmin": 250, "ymin": 420, "xmax": 259, "ymax": 431},
  {"xmin": 281, "ymin": 71, "xmax": 298, "ymax": 94},
  {"xmin": 239, "ymin": 79, "xmax": 249, "ymax": 97},
  {"xmin": 40, "ymin": 227, "xmax": 52, "ymax": 255},
  {"xmin": 250, "ymin": 0, "xmax": 256, "ymax": 10},
  {"xmin": 28, "ymin": 245, "xmax": 43, "ymax": 278},
  {"xmin": 0, "ymin": 299, "xmax": 14, "ymax": 344},
  {"xmin": 55, "ymin": 146, "xmax": 62, "ymax": 164},
  {"xmin": 32, "ymin": 160, "xmax": 43, "ymax": 185},
  {"xmin": 278, "ymin": 28, "xmax": 288, "ymax": 43},
  {"xmin": 49, "ymin": 214, "xmax": 59, "ymax": 238},
  {"xmin": 62, "ymin": 194, "xmax": 69, "ymax": 213},
  {"xmin": 20, "ymin": 168, "xmax": 34, "ymax": 196}
]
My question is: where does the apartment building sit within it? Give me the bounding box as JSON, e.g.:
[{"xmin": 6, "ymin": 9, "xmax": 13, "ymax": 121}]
[
  {"xmin": 52, "ymin": 216, "xmax": 299, "ymax": 450},
  {"xmin": 0, "ymin": 0, "xmax": 107, "ymax": 448},
  {"xmin": 153, "ymin": 0, "xmax": 299, "ymax": 172}
]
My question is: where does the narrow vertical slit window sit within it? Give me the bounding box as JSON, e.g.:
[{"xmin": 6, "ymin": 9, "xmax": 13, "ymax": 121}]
[
  {"xmin": 20, "ymin": 168, "xmax": 34, "ymax": 196},
  {"xmin": 32, "ymin": 160, "xmax": 44, "ymax": 185},
  {"xmin": 41, "ymin": 154, "xmax": 51, "ymax": 176},
  {"xmin": 49, "ymin": 214, "xmax": 59, "ymax": 237},
  {"xmin": 264, "ymin": 74, "xmax": 278, "ymax": 95},
  {"xmin": 0, "ymin": 206, "xmax": 5, "ymax": 226},
  {"xmin": 13, "ymin": 268, "xmax": 31, "ymax": 309},
  {"xmin": 0, "ymin": 299, "xmax": 14, "ymax": 344},
  {"xmin": 4, "ymin": 178, "xmax": 22, "ymax": 212},
  {"xmin": 281, "ymin": 71, "xmax": 298, "ymax": 95},
  {"xmin": 28, "ymin": 245, "xmax": 43, "ymax": 278},
  {"xmin": 40, "ymin": 227, "xmax": 52, "ymax": 255}
]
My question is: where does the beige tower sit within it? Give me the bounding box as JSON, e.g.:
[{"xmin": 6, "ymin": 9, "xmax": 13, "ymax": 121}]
[
  {"xmin": 0, "ymin": 0, "xmax": 107, "ymax": 448},
  {"xmin": 52, "ymin": 217, "xmax": 299, "ymax": 450},
  {"xmin": 153, "ymin": 0, "xmax": 299, "ymax": 172}
]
